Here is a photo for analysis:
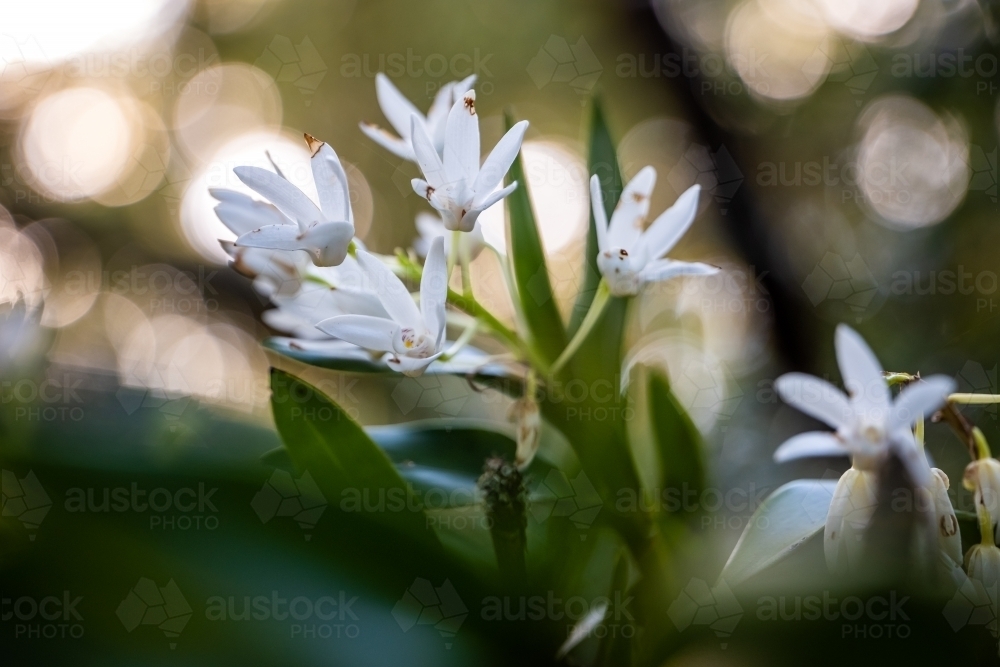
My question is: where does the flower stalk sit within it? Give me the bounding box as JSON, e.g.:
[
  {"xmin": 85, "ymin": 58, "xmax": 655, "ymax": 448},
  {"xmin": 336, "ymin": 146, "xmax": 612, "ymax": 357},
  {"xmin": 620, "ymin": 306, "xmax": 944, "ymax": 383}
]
[{"xmin": 550, "ymin": 279, "xmax": 611, "ymax": 376}]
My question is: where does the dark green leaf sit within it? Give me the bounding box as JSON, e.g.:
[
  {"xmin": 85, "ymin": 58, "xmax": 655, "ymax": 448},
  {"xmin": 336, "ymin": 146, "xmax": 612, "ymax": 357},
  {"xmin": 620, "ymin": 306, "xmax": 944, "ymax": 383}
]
[
  {"xmin": 269, "ymin": 369, "xmax": 434, "ymax": 544},
  {"xmin": 503, "ymin": 110, "xmax": 567, "ymax": 363},
  {"xmin": 570, "ymin": 98, "xmax": 623, "ymax": 335},
  {"xmin": 647, "ymin": 370, "xmax": 706, "ymax": 515},
  {"xmin": 597, "ymin": 550, "xmax": 634, "ymax": 666}
]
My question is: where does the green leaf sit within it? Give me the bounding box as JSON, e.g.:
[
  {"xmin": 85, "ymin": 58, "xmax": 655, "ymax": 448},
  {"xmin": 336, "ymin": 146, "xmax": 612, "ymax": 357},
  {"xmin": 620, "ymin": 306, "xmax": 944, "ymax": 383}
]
[
  {"xmin": 597, "ymin": 550, "xmax": 634, "ymax": 666},
  {"xmin": 269, "ymin": 368, "xmax": 434, "ymax": 544},
  {"xmin": 263, "ymin": 337, "xmax": 524, "ymax": 397},
  {"xmin": 718, "ymin": 479, "xmax": 838, "ymax": 588},
  {"xmin": 569, "ymin": 98, "xmax": 622, "ymax": 336},
  {"xmin": 647, "ymin": 370, "xmax": 706, "ymax": 514},
  {"xmin": 262, "ymin": 418, "xmax": 521, "ymax": 508},
  {"xmin": 503, "ymin": 110, "xmax": 567, "ymax": 363}
]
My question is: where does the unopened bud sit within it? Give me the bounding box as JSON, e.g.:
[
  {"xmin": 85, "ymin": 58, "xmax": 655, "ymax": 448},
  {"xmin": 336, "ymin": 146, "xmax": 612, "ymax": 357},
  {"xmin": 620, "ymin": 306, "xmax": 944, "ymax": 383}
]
[
  {"xmin": 966, "ymin": 543, "xmax": 1000, "ymax": 638},
  {"xmin": 964, "ymin": 458, "xmax": 1000, "ymax": 526},
  {"xmin": 825, "ymin": 467, "xmax": 878, "ymax": 575},
  {"xmin": 508, "ymin": 397, "xmax": 541, "ymax": 470},
  {"xmin": 928, "ymin": 468, "xmax": 962, "ymax": 565}
]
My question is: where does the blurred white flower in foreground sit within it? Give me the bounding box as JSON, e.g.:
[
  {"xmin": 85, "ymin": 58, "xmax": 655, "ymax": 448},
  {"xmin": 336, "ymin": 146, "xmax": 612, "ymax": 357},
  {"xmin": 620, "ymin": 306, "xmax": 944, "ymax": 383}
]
[
  {"xmin": 0, "ymin": 299, "xmax": 41, "ymax": 372},
  {"xmin": 361, "ymin": 72, "xmax": 476, "ymax": 162},
  {"xmin": 411, "ymin": 90, "xmax": 527, "ymax": 232},
  {"xmin": 216, "ymin": 134, "xmax": 355, "ymax": 267},
  {"xmin": 589, "ymin": 169, "xmax": 717, "ymax": 297},
  {"xmin": 317, "ymin": 238, "xmax": 447, "ymax": 376},
  {"xmin": 773, "ymin": 324, "xmax": 956, "ymax": 572}
]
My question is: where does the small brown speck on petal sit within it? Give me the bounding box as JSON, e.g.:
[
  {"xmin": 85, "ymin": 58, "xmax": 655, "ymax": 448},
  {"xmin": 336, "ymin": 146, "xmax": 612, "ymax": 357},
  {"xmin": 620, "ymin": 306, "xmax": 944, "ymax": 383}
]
[{"xmin": 304, "ymin": 133, "xmax": 324, "ymax": 156}]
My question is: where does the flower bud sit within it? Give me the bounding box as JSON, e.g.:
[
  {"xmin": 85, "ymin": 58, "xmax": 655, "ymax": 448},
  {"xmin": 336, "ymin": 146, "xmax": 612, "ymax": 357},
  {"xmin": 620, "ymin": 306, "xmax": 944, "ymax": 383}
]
[
  {"xmin": 825, "ymin": 468, "xmax": 878, "ymax": 575},
  {"xmin": 965, "ymin": 458, "xmax": 1000, "ymax": 527},
  {"xmin": 927, "ymin": 468, "xmax": 962, "ymax": 566},
  {"xmin": 965, "ymin": 543, "xmax": 1000, "ymax": 638},
  {"xmin": 508, "ymin": 397, "xmax": 541, "ymax": 470}
]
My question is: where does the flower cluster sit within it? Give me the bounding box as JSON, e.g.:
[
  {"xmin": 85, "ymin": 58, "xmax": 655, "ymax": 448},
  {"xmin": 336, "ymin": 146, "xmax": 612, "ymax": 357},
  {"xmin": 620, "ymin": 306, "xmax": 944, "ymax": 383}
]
[{"xmin": 211, "ymin": 74, "xmax": 719, "ymax": 392}]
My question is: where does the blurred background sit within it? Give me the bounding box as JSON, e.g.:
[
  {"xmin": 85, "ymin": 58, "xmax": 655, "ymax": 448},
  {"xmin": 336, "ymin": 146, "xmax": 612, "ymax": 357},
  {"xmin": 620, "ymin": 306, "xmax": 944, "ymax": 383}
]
[{"xmin": 2, "ymin": 0, "xmax": 1000, "ymax": 664}]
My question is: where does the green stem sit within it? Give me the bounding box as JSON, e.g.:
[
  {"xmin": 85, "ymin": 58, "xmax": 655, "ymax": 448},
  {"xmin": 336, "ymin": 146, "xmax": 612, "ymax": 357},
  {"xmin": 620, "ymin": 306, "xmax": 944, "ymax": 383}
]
[
  {"xmin": 980, "ymin": 495, "xmax": 996, "ymax": 547},
  {"xmin": 950, "ymin": 393, "xmax": 1000, "ymax": 405},
  {"xmin": 549, "ymin": 279, "xmax": 611, "ymax": 376},
  {"xmin": 447, "ymin": 230, "xmax": 460, "ymax": 278},
  {"xmin": 974, "ymin": 427, "xmax": 992, "ymax": 460},
  {"xmin": 440, "ymin": 321, "xmax": 478, "ymax": 361}
]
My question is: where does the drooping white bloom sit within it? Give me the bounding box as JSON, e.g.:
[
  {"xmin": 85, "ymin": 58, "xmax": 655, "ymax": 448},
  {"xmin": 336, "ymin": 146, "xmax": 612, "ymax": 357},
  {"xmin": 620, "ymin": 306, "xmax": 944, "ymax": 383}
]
[
  {"xmin": 965, "ymin": 543, "xmax": 1000, "ymax": 638},
  {"xmin": 410, "ymin": 90, "xmax": 527, "ymax": 232},
  {"xmin": 773, "ymin": 325, "xmax": 954, "ymax": 485},
  {"xmin": 360, "ymin": 72, "xmax": 476, "ymax": 162},
  {"xmin": 413, "ymin": 212, "xmax": 485, "ymax": 261},
  {"xmin": 965, "ymin": 458, "xmax": 1000, "ymax": 532},
  {"xmin": 773, "ymin": 325, "xmax": 957, "ymax": 572},
  {"xmin": 316, "ymin": 238, "xmax": 448, "ymax": 376},
  {"xmin": 589, "ymin": 168, "xmax": 719, "ymax": 297},
  {"xmin": 220, "ymin": 134, "xmax": 354, "ymax": 267}
]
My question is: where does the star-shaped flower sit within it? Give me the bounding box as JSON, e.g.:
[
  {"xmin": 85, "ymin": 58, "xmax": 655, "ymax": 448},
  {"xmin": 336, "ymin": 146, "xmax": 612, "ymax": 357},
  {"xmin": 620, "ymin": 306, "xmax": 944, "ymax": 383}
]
[
  {"xmin": 218, "ymin": 134, "xmax": 355, "ymax": 267},
  {"xmin": 317, "ymin": 238, "xmax": 448, "ymax": 376},
  {"xmin": 360, "ymin": 72, "xmax": 476, "ymax": 162},
  {"xmin": 410, "ymin": 90, "xmax": 527, "ymax": 232},
  {"xmin": 589, "ymin": 168, "xmax": 718, "ymax": 297}
]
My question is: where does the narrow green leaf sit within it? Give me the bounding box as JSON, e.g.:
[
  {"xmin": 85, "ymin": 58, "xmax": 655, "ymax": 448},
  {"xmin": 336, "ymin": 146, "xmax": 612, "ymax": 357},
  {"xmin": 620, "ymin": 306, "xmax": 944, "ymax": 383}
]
[
  {"xmin": 269, "ymin": 369, "xmax": 434, "ymax": 544},
  {"xmin": 648, "ymin": 371, "xmax": 706, "ymax": 515},
  {"xmin": 597, "ymin": 551, "xmax": 633, "ymax": 666},
  {"xmin": 503, "ymin": 110, "xmax": 567, "ymax": 363},
  {"xmin": 718, "ymin": 479, "xmax": 838, "ymax": 588},
  {"xmin": 569, "ymin": 99, "xmax": 622, "ymax": 335}
]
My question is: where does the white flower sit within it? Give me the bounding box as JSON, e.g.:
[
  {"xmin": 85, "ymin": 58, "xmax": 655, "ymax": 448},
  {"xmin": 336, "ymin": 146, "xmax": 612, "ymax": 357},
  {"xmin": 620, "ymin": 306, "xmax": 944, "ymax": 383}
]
[
  {"xmin": 413, "ymin": 212, "xmax": 485, "ymax": 261},
  {"xmin": 220, "ymin": 134, "xmax": 355, "ymax": 267},
  {"xmin": 773, "ymin": 324, "xmax": 955, "ymax": 486},
  {"xmin": 965, "ymin": 458, "xmax": 1000, "ymax": 530},
  {"xmin": 589, "ymin": 168, "xmax": 719, "ymax": 297},
  {"xmin": 410, "ymin": 90, "xmax": 527, "ymax": 232},
  {"xmin": 927, "ymin": 468, "xmax": 962, "ymax": 566},
  {"xmin": 965, "ymin": 544, "xmax": 1000, "ymax": 638},
  {"xmin": 825, "ymin": 467, "xmax": 878, "ymax": 575},
  {"xmin": 316, "ymin": 238, "xmax": 448, "ymax": 376},
  {"xmin": 360, "ymin": 72, "xmax": 476, "ymax": 162}
]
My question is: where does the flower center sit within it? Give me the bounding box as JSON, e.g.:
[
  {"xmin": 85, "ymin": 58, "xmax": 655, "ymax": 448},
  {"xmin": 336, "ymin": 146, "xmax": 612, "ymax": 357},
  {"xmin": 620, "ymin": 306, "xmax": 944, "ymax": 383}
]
[
  {"xmin": 597, "ymin": 247, "xmax": 641, "ymax": 296},
  {"xmin": 394, "ymin": 327, "xmax": 435, "ymax": 358}
]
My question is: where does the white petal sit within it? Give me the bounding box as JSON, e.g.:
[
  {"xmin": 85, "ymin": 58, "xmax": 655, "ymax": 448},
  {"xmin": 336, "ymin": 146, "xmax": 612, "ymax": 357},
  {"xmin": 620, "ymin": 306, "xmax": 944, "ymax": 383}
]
[
  {"xmin": 411, "ymin": 116, "xmax": 446, "ymax": 188},
  {"xmin": 890, "ymin": 431, "xmax": 932, "ymax": 487},
  {"xmin": 386, "ymin": 350, "xmax": 444, "ymax": 376},
  {"xmin": 825, "ymin": 468, "xmax": 878, "ymax": 575},
  {"xmin": 427, "ymin": 75, "xmax": 477, "ymax": 141},
  {"xmin": 887, "ymin": 375, "xmax": 955, "ymax": 433},
  {"xmin": 234, "ymin": 166, "xmax": 323, "ymax": 229},
  {"xmin": 355, "ymin": 250, "xmax": 423, "ymax": 328},
  {"xmin": 299, "ymin": 221, "xmax": 355, "ymax": 267},
  {"xmin": 461, "ymin": 182, "xmax": 516, "ymax": 232},
  {"xmin": 835, "ymin": 324, "xmax": 891, "ymax": 415},
  {"xmin": 638, "ymin": 259, "xmax": 719, "ymax": 285},
  {"xmin": 774, "ymin": 431, "xmax": 846, "ymax": 462},
  {"xmin": 775, "ymin": 372, "xmax": 852, "ymax": 429},
  {"xmin": 640, "ymin": 184, "xmax": 701, "ymax": 263},
  {"xmin": 472, "ymin": 120, "xmax": 528, "ymax": 204},
  {"xmin": 307, "ymin": 136, "xmax": 352, "ymax": 223},
  {"xmin": 589, "ymin": 174, "xmax": 609, "ymax": 253},
  {"xmin": 374, "ymin": 72, "xmax": 422, "ymax": 138},
  {"xmin": 316, "ymin": 314, "xmax": 398, "ymax": 352},
  {"xmin": 443, "ymin": 90, "xmax": 480, "ymax": 184},
  {"xmin": 235, "ymin": 225, "xmax": 305, "ymax": 252},
  {"xmin": 414, "ymin": 212, "xmax": 446, "ymax": 257},
  {"xmin": 359, "ymin": 123, "xmax": 415, "ymax": 161},
  {"xmin": 211, "ymin": 189, "xmax": 291, "ymax": 236},
  {"xmin": 607, "ymin": 166, "xmax": 656, "ymax": 251},
  {"xmin": 420, "ymin": 236, "xmax": 448, "ymax": 348}
]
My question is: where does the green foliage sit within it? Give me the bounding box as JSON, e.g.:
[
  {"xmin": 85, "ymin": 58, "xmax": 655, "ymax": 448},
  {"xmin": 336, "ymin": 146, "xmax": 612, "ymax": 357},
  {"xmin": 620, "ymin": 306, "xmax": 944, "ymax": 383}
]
[
  {"xmin": 503, "ymin": 110, "xmax": 568, "ymax": 364},
  {"xmin": 647, "ymin": 370, "xmax": 706, "ymax": 517}
]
